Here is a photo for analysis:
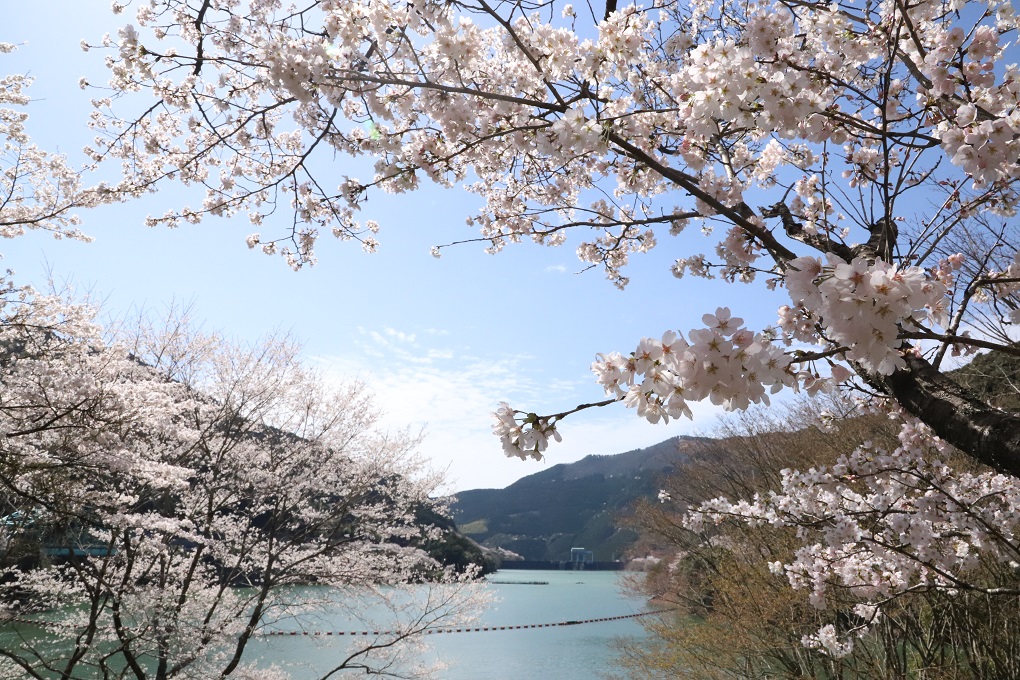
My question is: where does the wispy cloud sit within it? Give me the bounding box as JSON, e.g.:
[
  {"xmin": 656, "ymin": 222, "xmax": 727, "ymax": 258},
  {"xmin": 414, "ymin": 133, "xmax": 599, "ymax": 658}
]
[
  {"xmin": 313, "ymin": 326, "xmax": 725, "ymax": 492},
  {"xmin": 383, "ymin": 327, "xmax": 417, "ymax": 344},
  {"xmin": 545, "ymin": 264, "xmax": 568, "ymax": 274}
]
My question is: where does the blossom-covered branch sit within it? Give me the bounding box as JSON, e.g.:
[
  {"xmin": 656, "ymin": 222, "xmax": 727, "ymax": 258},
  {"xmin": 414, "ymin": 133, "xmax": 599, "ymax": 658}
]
[{"xmin": 1, "ymin": 45, "xmax": 112, "ymax": 242}]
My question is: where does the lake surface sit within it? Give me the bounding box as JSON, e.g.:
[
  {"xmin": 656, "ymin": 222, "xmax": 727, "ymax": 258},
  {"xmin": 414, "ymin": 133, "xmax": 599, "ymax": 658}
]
[{"xmin": 248, "ymin": 569, "xmax": 651, "ymax": 679}]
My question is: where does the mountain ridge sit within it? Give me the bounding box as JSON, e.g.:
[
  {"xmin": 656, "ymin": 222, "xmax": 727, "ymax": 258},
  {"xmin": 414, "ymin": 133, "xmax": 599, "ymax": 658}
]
[{"xmin": 449, "ymin": 436, "xmax": 710, "ymax": 562}]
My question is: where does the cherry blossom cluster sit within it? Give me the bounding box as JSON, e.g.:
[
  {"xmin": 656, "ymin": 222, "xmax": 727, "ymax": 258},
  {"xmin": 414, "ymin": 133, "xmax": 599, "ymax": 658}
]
[
  {"xmin": 686, "ymin": 415, "xmax": 1020, "ymax": 658},
  {"xmin": 931, "ymin": 252, "xmax": 966, "ymax": 288},
  {"xmin": 782, "ymin": 254, "xmax": 949, "ymax": 375},
  {"xmin": 917, "ymin": 16, "xmax": 1020, "ymax": 189},
  {"xmin": 494, "ymin": 307, "xmax": 812, "ymax": 461},
  {"xmin": 789, "ymin": 175, "xmax": 835, "ymax": 234},
  {"xmin": 1, "ymin": 46, "xmax": 107, "ymax": 242},
  {"xmin": 593, "ymin": 307, "xmax": 800, "ymax": 417},
  {"xmin": 492, "ymin": 401, "xmax": 562, "ymax": 461},
  {"xmin": 939, "ymin": 112, "xmax": 1020, "ymax": 189},
  {"xmin": 500, "ymin": 243, "xmax": 957, "ymax": 457}
]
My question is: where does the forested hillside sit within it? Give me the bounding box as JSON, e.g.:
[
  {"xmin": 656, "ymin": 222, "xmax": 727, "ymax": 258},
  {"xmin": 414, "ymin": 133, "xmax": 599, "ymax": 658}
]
[{"xmin": 450, "ymin": 437, "xmax": 714, "ymax": 561}]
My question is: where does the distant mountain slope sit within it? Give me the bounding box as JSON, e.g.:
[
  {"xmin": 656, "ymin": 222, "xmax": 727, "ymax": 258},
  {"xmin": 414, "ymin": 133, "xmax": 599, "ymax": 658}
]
[{"xmin": 450, "ymin": 436, "xmax": 711, "ymax": 562}]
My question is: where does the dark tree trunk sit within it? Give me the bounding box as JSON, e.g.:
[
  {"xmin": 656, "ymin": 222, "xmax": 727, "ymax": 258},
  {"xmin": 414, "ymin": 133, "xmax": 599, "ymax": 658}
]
[{"xmin": 868, "ymin": 354, "xmax": 1020, "ymax": 478}]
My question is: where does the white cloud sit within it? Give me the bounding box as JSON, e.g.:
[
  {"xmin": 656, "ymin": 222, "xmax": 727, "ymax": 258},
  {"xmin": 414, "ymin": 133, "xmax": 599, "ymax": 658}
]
[
  {"xmin": 312, "ymin": 327, "xmax": 728, "ymax": 492},
  {"xmin": 545, "ymin": 264, "xmax": 568, "ymax": 274},
  {"xmin": 383, "ymin": 327, "xmax": 417, "ymax": 344}
]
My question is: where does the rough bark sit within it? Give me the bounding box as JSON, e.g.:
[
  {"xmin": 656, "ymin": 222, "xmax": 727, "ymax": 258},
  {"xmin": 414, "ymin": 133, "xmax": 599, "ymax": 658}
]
[{"xmin": 870, "ymin": 354, "xmax": 1020, "ymax": 478}]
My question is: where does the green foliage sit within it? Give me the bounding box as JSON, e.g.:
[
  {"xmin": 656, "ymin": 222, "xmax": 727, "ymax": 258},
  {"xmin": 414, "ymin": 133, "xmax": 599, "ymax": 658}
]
[
  {"xmin": 457, "ymin": 519, "xmax": 487, "ymax": 534},
  {"xmin": 421, "ymin": 531, "xmax": 498, "ymax": 575},
  {"xmin": 412, "ymin": 504, "xmax": 497, "ymax": 574},
  {"xmin": 451, "ymin": 438, "xmax": 695, "ymax": 561}
]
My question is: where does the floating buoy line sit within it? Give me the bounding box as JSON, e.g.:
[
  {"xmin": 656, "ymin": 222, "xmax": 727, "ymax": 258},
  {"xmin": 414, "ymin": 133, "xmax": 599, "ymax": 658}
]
[
  {"xmin": 258, "ymin": 608, "xmax": 677, "ymax": 637},
  {"xmin": 2, "ymin": 608, "xmax": 678, "ymax": 638}
]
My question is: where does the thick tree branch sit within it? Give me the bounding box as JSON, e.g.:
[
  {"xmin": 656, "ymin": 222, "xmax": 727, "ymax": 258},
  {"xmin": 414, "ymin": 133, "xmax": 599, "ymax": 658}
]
[
  {"xmin": 606, "ymin": 133, "xmax": 799, "ymax": 264},
  {"xmin": 869, "ymin": 354, "xmax": 1020, "ymax": 477},
  {"xmin": 760, "ymin": 201, "xmax": 854, "ymax": 261}
]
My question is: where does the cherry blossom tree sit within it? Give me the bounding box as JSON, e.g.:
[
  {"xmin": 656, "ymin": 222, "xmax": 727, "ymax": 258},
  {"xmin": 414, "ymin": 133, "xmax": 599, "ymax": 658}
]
[
  {"xmin": 1, "ymin": 31, "xmax": 485, "ymax": 679},
  {"xmin": 88, "ymin": 0, "xmax": 1020, "ymax": 473},
  {"xmin": 690, "ymin": 413, "xmax": 1020, "ymax": 664},
  {"xmin": 0, "ymin": 292, "xmax": 482, "ymax": 679}
]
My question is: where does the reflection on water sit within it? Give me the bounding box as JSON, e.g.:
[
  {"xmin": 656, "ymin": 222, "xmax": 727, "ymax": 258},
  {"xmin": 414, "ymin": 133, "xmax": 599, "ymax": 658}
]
[{"xmin": 247, "ymin": 570, "xmax": 649, "ymax": 679}]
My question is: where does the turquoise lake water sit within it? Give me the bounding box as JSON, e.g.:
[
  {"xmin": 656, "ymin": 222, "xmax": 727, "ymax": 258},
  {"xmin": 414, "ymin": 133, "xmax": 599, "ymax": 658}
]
[{"xmin": 247, "ymin": 569, "xmax": 651, "ymax": 679}]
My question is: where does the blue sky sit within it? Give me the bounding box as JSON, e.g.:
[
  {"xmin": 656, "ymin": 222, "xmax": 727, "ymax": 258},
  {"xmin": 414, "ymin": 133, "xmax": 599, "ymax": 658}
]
[{"xmin": 2, "ymin": 2, "xmax": 784, "ymax": 491}]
